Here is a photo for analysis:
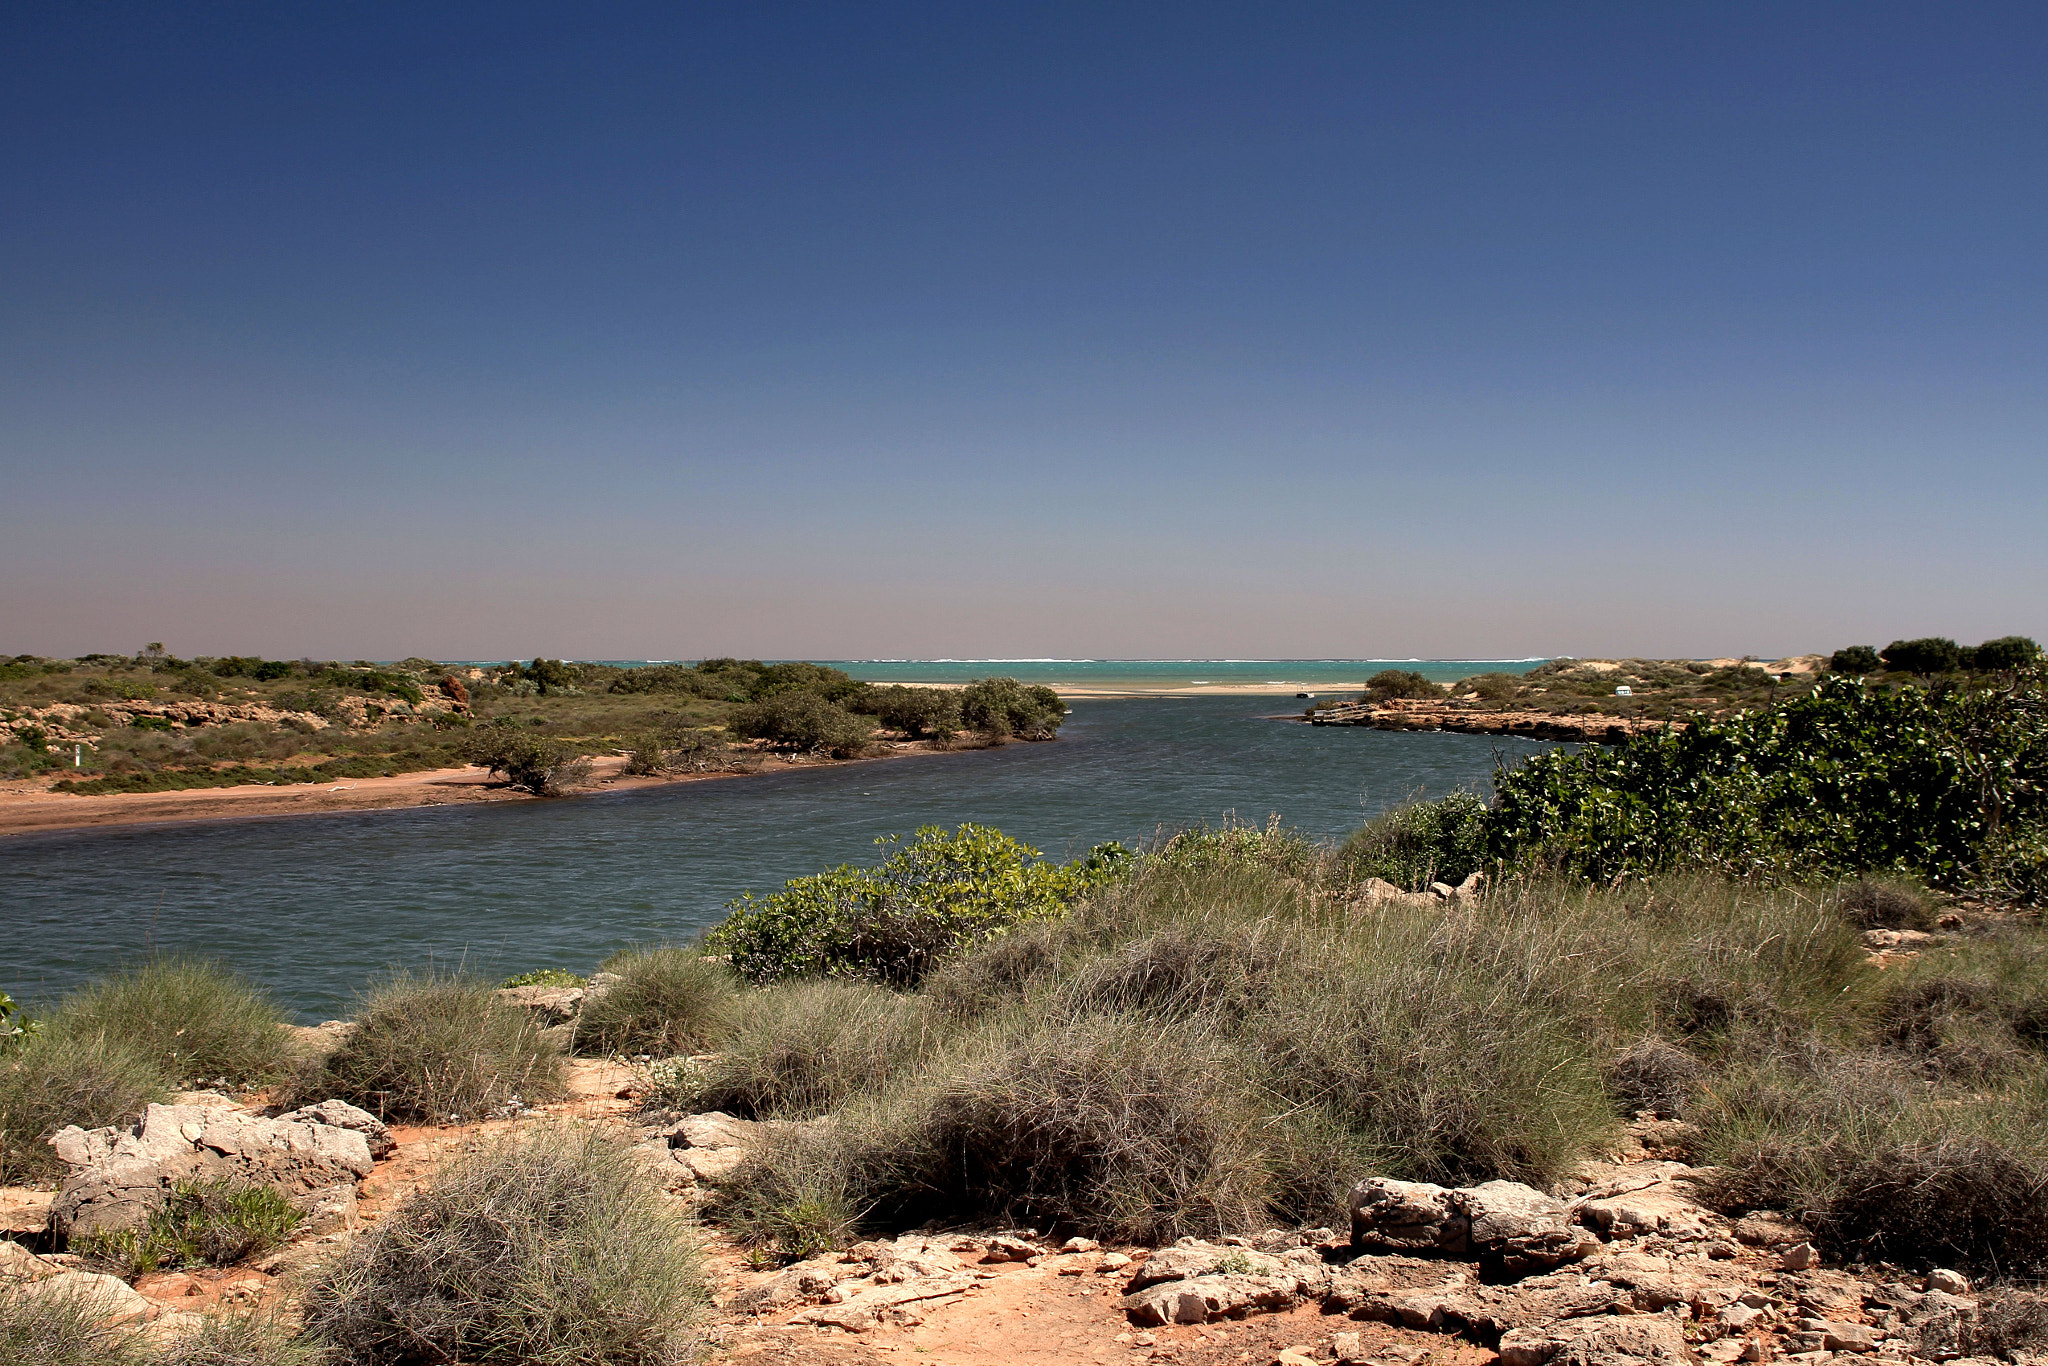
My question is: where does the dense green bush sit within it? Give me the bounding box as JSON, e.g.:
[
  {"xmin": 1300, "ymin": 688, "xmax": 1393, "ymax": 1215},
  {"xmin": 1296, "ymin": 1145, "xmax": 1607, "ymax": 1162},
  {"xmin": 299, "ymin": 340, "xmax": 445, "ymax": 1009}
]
[
  {"xmin": 725, "ymin": 691, "xmax": 874, "ymax": 756},
  {"xmin": 1485, "ymin": 670, "xmax": 2048, "ymax": 893},
  {"xmin": 1882, "ymin": 637, "xmax": 1963, "ymax": 675},
  {"xmin": 302, "ymin": 1124, "xmax": 705, "ymax": 1365},
  {"xmin": 1341, "ymin": 793, "xmax": 1488, "ymax": 889},
  {"xmin": 575, "ymin": 947, "xmax": 736, "ymax": 1057},
  {"xmin": 76, "ymin": 1179, "xmax": 302, "ymax": 1277},
  {"xmin": 1827, "ymin": 645, "xmax": 1881, "ymax": 675},
  {"xmin": 49, "ymin": 958, "xmax": 292, "ymax": 1086},
  {"xmin": 459, "ymin": 726, "xmax": 589, "ymax": 794},
  {"xmin": 300, "ymin": 972, "xmax": 566, "ymax": 1123},
  {"xmin": 1976, "ymin": 635, "xmax": 2044, "ymax": 671},
  {"xmin": 856, "ymin": 684, "xmax": 963, "ymax": 739},
  {"xmin": 0, "ymin": 1030, "xmax": 169, "ymax": 1183},
  {"xmin": 707, "ymin": 824, "xmax": 1130, "ymax": 986},
  {"xmin": 958, "ymin": 676, "xmax": 1066, "ymax": 739},
  {"xmin": 1361, "ymin": 668, "xmax": 1442, "ymax": 702}
]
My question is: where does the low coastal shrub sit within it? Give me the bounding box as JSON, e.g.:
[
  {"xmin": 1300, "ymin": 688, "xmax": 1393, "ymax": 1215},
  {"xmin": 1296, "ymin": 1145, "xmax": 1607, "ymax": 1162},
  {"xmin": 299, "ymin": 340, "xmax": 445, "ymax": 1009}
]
[
  {"xmin": 1361, "ymin": 668, "xmax": 1442, "ymax": 702},
  {"xmin": 1340, "ymin": 793, "xmax": 1488, "ymax": 890},
  {"xmin": 0, "ymin": 1029, "xmax": 169, "ymax": 1183},
  {"xmin": 76, "ymin": 1179, "xmax": 302, "ymax": 1277},
  {"xmin": 0, "ymin": 1279, "xmax": 145, "ymax": 1366},
  {"xmin": 48, "ymin": 958, "xmax": 293, "ymax": 1086},
  {"xmin": 1838, "ymin": 876, "xmax": 1933, "ymax": 930},
  {"xmin": 302, "ymin": 1124, "xmax": 705, "ymax": 1365},
  {"xmin": 575, "ymin": 947, "xmax": 737, "ymax": 1057},
  {"xmin": 301, "ymin": 972, "xmax": 566, "ymax": 1123},
  {"xmin": 854, "ymin": 684, "xmax": 962, "ymax": 740},
  {"xmin": 725, "ymin": 692, "xmax": 874, "ymax": 756},
  {"xmin": 457, "ymin": 727, "xmax": 590, "ymax": 794},
  {"xmin": 707, "ymin": 824, "xmax": 1131, "ymax": 987},
  {"xmin": 958, "ymin": 676, "xmax": 1065, "ymax": 739},
  {"xmin": 711, "ymin": 838, "xmax": 1972, "ymax": 1248}
]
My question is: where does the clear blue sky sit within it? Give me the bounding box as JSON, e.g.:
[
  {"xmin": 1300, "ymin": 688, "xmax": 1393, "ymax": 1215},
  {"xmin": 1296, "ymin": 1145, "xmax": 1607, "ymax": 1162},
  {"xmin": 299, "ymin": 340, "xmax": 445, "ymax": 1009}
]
[{"xmin": 3, "ymin": 2, "xmax": 2043, "ymax": 661}]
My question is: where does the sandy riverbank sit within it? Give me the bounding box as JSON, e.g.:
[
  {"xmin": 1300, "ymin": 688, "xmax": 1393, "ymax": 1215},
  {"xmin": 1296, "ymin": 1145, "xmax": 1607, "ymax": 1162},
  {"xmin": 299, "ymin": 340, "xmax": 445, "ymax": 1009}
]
[{"xmin": 0, "ymin": 741, "xmax": 958, "ymax": 839}]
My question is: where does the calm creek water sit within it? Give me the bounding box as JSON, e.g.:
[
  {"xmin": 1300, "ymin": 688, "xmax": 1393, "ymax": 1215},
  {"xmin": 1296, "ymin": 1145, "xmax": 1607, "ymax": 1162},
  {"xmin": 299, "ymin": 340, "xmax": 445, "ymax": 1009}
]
[{"xmin": 1, "ymin": 698, "xmax": 1556, "ymax": 1021}]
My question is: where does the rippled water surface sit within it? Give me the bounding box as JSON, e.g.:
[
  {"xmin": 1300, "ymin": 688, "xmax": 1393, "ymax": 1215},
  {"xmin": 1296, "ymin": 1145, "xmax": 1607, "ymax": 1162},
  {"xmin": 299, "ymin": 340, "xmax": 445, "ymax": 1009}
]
[{"xmin": 2, "ymin": 699, "xmax": 1554, "ymax": 1020}]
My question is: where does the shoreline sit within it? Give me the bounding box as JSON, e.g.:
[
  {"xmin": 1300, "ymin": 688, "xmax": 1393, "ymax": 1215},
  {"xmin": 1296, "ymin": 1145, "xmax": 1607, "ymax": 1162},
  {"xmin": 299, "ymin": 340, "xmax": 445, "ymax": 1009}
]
[{"xmin": 0, "ymin": 740, "xmax": 969, "ymax": 840}]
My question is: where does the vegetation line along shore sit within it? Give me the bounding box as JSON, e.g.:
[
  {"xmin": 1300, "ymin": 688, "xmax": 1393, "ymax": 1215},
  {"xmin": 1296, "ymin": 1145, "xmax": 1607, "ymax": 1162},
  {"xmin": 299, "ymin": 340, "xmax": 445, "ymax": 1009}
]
[
  {"xmin": 5, "ymin": 652, "xmax": 2047, "ymax": 1363},
  {"xmin": 0, "ymin": 651, "xmax": 1068, "ymax": 805}
]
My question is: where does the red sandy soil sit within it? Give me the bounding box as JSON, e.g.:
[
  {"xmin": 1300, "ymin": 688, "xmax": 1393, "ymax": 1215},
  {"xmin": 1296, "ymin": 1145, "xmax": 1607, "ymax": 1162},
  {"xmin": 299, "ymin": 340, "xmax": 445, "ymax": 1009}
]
[{"xmin": 0, "ymin": 744, "xmax": 951, "ymax": 839}]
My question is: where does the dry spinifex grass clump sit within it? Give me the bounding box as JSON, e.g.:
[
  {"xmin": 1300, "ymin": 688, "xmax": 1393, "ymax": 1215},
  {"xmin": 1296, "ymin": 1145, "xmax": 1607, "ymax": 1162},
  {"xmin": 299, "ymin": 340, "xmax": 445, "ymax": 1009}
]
[
  {"xmin": 299, "ymin": 971, "xmax": 566, "ymax": 1124},
  {"xmin": 303, "ymin": 1124, "xmax": 705, "ymax": 1366}
]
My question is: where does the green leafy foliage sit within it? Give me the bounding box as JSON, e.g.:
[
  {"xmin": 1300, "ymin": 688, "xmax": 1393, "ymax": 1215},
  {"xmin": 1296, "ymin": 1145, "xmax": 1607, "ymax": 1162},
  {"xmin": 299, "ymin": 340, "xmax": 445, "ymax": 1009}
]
[
  {"xmin": 725, "ymin": 692, "xmax": 875, "ymax": 756},
  {"xmin": 958, "ymin": 677, "xmax": 1066, "ymax": 739},
  {"xmin": 1341, "ymin": 792, "xmax": 1489, "ymax": 889},
  {"xmin": 1881, "ymin": 637, "xmax": 1963, "ymax": 675},
  {"xmin": 1361, "ymin": 669, "xmax": 1443, "ymax": 702},
  {"xmin": 1828, "ymin": 645, "xmax": 1881, "ymax": 675},
  {"xmin": 1486, "ymin": 670, "xmax": 2048, "ymax": 892},
  {"xmin": 76, "ymin": 1179, "xmax": 303, "ymax": 1276},
  {"xmin": 707, "ymin": 824, "xmax": 1132, "ymax": 986},
  {"xmin": 458, "ymin": 726, "xmax": 589, "ymax": 794},
  {"xmin": 502, "ymin": 968, "xmax": 585, "ymax": 988},
  {"xmin": 855, "ymin": 684, "xmax": 962, "ymax": 739}
]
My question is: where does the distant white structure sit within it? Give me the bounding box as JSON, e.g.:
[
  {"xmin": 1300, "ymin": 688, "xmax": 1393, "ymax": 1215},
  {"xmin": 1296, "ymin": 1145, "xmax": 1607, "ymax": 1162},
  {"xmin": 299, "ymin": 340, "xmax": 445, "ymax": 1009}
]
[{"xmin": 1614, "ymin": 685, "xmax": 1632, "ymax": 696}]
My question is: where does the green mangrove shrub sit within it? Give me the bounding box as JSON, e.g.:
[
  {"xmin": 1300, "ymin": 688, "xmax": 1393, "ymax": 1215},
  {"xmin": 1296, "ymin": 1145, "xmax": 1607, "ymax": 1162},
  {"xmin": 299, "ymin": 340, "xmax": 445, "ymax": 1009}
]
[{"xmin": 708, "ymin": 824, "xmax": 1131, "ymax": 986}]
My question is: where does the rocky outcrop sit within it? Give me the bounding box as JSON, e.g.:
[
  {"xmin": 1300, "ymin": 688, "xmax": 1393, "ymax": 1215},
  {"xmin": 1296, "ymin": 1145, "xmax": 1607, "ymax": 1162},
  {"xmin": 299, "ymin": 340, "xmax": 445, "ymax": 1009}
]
[
  {"xmin": 1308, "ymin": 699, "xmax": 1678, "ymax": 744},
  {"xmin": 275, "ymin": 1099, "xmax": 395, "ymax": 1158},
  {"xmin": 49, "ymin": 1101, "xmax": 375, "ymax": 1238},
  {"xmin": 1350, "ymin": 1177, "xmax": 1594, "ymax": 1270}
]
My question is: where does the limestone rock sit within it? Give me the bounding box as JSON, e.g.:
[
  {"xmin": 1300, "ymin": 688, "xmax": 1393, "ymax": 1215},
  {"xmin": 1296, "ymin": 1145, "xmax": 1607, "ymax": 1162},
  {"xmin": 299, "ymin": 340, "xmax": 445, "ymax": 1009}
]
[
  {"xmin": 1351, "ymin": 1176, "xmax": 1588, "ymax": 1268},
  {"xmin": 1122, "ymin": 1272, "xmax": 1302, "ymax": 1325},
  {"xmin": 0, "ymin": 1239, "xmax": 59, "ymax": 1279},
  {"xmin": 1928, "ymin": 1269, "xmax": 1970, "ymax": 1296},
  {"xmin": 1350, "ymin": 1178, "xmax": 1464, "ymax": 1252},
  {"xmin": 496, "ymin": 984, "xmax": 586, "ymax": 1025},
  {"xmin": 1501, "ymin": 1314, "xmax": 1697, "ymax": 1366},
  {"xmin": 49, "ymin": 1103, "xmax": 373, "ymax": 1238},
  {"xmin": 13, "ymin": 1269, "xmax": 156, "ymax": 1325},
  {"xmin": 276, "ymin": 1099, "xmax": 395, "ymax": 1158}
]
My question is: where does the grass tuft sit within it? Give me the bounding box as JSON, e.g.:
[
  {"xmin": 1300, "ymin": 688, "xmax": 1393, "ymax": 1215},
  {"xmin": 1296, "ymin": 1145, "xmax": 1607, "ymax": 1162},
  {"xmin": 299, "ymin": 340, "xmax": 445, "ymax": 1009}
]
[
  {"xmin": 0, "ymin": 1279, "xmax": 145, "ymax": 1366},
  {"xmin": 295, "ymin": 971, "xmax": 566, "ymax": 1124},
  {"xmin": 49, "ymin": 958, "xmax": 293, "ymax": 1086},
  {"xmin": 575, "ymin": 947, "xmax": 736, "ymax": 1057},
  {"xmin": 150, "ymin": 1310, "xmax": 335, "ymax": 1366},
  {"xmin": 301, "ymin": 1123, "xmax": 706, "ymax": 1365},
  {"xmin": 0, "ymin": 1029, "xmax": 169, "ymax": 1184}
]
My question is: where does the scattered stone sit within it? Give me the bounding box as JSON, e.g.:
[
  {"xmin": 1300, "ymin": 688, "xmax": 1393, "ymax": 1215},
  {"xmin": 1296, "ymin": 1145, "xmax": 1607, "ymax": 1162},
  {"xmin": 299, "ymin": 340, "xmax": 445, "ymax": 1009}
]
[
  {"xmin": 1779, "ymin": 1243, "xmax": 1819, "ymax": 1271},
  {"xmin": 0, "ymin": 1239, "xmax": 58, "ymax": 1279},
  {"xmin": 275, "ymin": 1098, "xmax": 396, "ymax": 1158},
  {"xmin": 1332, "ymin": 1330, "xmax": 1368, "ymax": 1364},
  {"xmin": 981, "ymin": 1234, "xmax": 1039, "ymax": 1262},
  {"xmin": 1062, "ymin": 1236, "xmax": 1102, "ymax": 1253},
  {"xmin": 1734, "ymin": 1214, "xmax": 1809, "ymax": 1248},
  {"xmin": 13, "ymin": 1269, "xmax": 156, "ymax": 1325},
  {"xmin": 1822, "ymin": 1323, "xmax": 1878, "ymax": 1353},
  {"xmin": 1926, "ymin": 1269, "xmax": 1969, "ymax": 1296},
  {"xmin": 1101, "ymin": 1251, "xmax": 1133, "ymax": 1271},
  {"xmin": 1499, "ymin": 1312, "xmax": 1695, "ymax": 1366}
]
